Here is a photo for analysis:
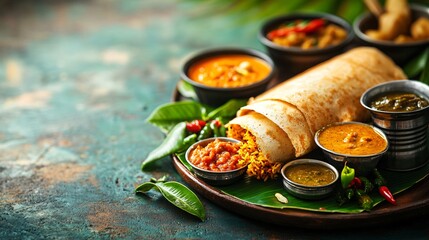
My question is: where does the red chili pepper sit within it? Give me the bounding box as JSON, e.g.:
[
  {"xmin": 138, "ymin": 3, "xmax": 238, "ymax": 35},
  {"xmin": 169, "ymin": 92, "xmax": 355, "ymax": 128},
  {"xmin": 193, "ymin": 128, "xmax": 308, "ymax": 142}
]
[
  {"xmin": 186, "ymin": 120, "xmax": 206, "ymax": 133},
  {"xmin": 211, "ymin": 120, "xmax": 222, "ymax": 128},
  {"xmin": 267, "ymin": 27, "xmax": 295, "ymax": 40},
  {"xmin": 300, "ymin": 19, "xmax": 325, "ymax": 33},
  {"xmin": 378, "ymin": 186, "xmax": 397, "ymax": 205},
  {"xmin": 196, "ymin": 120, "xmax": 206, "ymax": 128},
  {"xmin": 267, "ymin": 18, "xmax": 325, "ymax": 40},
  {"xmin": 372, "ymin": 168, "xmax": 396, "ymax": 205},
  {"xmin": 348, "ymin": 177, "xmax": 362, "ymax": 189}
]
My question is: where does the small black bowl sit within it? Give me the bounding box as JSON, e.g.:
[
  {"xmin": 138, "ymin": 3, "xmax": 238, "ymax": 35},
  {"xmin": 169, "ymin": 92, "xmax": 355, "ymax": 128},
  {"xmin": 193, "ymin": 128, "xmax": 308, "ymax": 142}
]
[
  {"xmin": 180, "ymin": 47, "xmax": 277, "ymax": 107},
  {"xmin": 353, "ymin": 4, "xmax": 429, "ymax": 66},
  {"xmin": 259, "ymin": 12, "xmax": 354, "ymax": 79}
]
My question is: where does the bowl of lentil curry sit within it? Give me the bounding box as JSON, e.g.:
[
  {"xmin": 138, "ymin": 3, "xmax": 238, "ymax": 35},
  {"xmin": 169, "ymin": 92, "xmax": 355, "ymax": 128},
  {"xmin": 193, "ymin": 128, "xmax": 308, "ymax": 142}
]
[
  {"xmin": 185, "ymin": 137, "xmax": 248, "ymax": 185},
  {"xmin": 315, "ymin": 122, "xmax": 389, "ymax": 176},
  {"xmin": 280, "ymin": 159, "xmax": 339, "ymax": 200},
  {"xmin": 181, "ymin": 47, "xmax": 277, "ymax": 106},
  {"xmin": 259, "ymin": 12, "xmax": 353, "ymax": 78}
]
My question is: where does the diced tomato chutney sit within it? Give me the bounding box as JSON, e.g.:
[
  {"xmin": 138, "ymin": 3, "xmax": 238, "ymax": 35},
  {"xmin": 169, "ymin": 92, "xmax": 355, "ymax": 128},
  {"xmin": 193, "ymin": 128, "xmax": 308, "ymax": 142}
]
[{"xmin": 189, "ymin": 139, "xmax": 244, "ymax": 171}]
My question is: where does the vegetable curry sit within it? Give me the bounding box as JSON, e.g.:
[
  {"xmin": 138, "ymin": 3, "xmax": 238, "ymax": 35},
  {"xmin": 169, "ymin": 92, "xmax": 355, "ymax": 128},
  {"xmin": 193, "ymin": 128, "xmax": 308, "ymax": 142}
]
[
  {"xmin": 187, "ymin": 55, "xmax": 271, "ymax": 88},
  {"xmin": 317, "ymin": 123, "xmax": 387, "ymax": 156}
]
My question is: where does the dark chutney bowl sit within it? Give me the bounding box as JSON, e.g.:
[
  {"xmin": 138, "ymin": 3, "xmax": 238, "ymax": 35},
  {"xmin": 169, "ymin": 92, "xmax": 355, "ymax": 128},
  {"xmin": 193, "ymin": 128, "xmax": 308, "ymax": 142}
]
[
  {"xmin": 180, "ymin": 47, "xmax": 277, "ymax": 107},
  {"xmin": 259, "ymin": 12, "xmax": 354, "ymax": 79},
  {"xmin": 353, "ymin": 4, "xmax": 429, "ymax": 66}
]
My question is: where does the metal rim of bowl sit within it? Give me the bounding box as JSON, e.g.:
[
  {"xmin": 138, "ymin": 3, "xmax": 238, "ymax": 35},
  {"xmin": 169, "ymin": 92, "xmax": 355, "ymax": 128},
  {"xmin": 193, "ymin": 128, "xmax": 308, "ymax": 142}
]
[
  {"xmin": 353, "ymin": 4, "xmax": 429, "ymax": 47},
  {"xmin": 360, "ymin": 80, "xmax": 429, "ymax": 115},
  {"xmin": 180, "ymin": 47, "xmax": 277, "ymax": 92},
  {"xmin": 314, "ymin": 121, "xmax": 390, "ymax": 158},
  {"xmin": 185, "ymin": 137, "xmax": 248, "ymax": 174},
  {"xmin": 280, "ymin": 158, "xmax": 339, "ymax": 188},
  {"xmin": 258, "ymin": 12, "xmax": 354, "ymax": 54}
]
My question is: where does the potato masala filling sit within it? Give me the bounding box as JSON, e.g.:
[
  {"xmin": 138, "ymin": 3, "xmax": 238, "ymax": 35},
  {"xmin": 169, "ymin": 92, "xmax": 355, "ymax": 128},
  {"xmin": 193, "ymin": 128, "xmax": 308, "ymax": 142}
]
[{"xmin": 228, "ymin": 125, "xmax": 282, "ymax": 181}]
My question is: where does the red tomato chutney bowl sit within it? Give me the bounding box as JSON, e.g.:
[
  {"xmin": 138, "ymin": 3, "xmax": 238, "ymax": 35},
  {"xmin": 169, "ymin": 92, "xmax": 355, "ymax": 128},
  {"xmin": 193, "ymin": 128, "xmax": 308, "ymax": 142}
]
[
  {"xmin": 180, "ymin": 47, "xmax": 277, "ymax": 107},
  {"xmin": 185, "ymin": 137, "xmax": 248, "ymax": 186}
]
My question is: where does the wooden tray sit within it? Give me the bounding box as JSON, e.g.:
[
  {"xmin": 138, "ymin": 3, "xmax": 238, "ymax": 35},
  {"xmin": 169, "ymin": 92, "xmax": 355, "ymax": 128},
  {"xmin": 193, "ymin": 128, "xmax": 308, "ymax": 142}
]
[
  {"xmin": 172, "ymin": 155, "xmax": 429, "ymax": 229},
  {"xmin": 172, "ymin": 86, "xmax": 429, "ymax": 229}
]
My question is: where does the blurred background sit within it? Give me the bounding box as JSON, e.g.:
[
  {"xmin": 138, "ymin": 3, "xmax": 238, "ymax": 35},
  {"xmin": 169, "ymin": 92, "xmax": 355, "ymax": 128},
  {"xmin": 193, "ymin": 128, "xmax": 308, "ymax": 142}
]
[{"xmin": 1, "ymin": 0, "xmax": 429, "ymax": 239}]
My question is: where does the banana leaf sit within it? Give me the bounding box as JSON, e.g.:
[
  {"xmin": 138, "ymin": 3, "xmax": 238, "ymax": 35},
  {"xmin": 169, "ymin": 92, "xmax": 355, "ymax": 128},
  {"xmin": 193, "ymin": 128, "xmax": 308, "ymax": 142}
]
[{"xmin": 176, "ymin": 152, "xmax": 429, "ymax": 213}]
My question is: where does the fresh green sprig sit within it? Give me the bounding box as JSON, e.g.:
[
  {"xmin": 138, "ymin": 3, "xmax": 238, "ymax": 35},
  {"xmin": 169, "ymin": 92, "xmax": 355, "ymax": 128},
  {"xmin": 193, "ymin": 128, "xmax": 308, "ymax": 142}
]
[
  {"xmin": 141, "ymin": 99, "xmax": 247, "ymax": 170},
  {"xmin": 135, "ymin": 176, "xmax": 206, "ymax": 221},
  {"xmin": 404, "ymin": 47, "xmax": 429, "ymax": 84}
]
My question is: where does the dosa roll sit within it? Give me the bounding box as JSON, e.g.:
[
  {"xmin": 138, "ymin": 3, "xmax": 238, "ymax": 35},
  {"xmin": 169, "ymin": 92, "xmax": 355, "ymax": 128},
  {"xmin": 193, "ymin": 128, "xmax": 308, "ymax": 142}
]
[
  {"xmin": 237, "ymin": 99, "xmax": 314, "ymax": 158},
  {"xmin": 227, "ymin": 47, "xmax": 407, "ymax": 180}
]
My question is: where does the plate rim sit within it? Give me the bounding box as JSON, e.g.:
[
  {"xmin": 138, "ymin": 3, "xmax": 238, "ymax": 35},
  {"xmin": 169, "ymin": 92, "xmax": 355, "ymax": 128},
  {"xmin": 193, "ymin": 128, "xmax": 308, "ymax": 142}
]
[{"xmin": 172, "ymin": 154, "xmax": 429, "ymax": 229}]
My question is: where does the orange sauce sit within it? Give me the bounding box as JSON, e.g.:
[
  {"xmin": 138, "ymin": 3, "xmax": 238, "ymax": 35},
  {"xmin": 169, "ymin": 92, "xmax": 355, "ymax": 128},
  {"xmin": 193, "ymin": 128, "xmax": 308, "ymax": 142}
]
[
  {"xmin": 187, "ymin": 55, "xmax": 271, "ymax": 88},
  {"xmin": 318, "ymin": 123, "xmax": 387, "ymax": 155}
]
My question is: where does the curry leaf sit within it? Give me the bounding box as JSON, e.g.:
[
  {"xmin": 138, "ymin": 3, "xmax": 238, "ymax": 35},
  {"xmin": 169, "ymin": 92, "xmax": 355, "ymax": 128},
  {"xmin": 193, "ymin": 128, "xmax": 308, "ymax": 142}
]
[
  {"xmin": 420, "ymin": 48, "xmax": 429, "ymax": 85},
  {"xmin": 404, "ymin": 47, "xmax": 429, "ymax": 79},
  {"xmin": 141, "ymin": 122, "xmax": 187, "ymax": 170},
  {"xmin": 206, "ymin": 99, "xmax": 248, "ymax": 120},
  {"xmin": 177, "ymin": 80, "xmax": 198, "ymax": 100},
  {"xmin": 135, "ymin": 178, "xmax": 206, "ymax": 221},
  {"xmin": 146, "ymin": 101, "xmax": 205, "ymax": 133}
]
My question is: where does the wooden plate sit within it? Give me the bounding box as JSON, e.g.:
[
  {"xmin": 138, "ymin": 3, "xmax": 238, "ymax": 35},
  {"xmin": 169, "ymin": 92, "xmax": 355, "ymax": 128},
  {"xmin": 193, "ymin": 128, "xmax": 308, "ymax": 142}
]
[
  {"xmin": 172, "ymin": 155, "xmax": 429, "ymax": 229},
  {"xmin": 172, "ymin": 86, "xmax": 429, "ymax": 229}
]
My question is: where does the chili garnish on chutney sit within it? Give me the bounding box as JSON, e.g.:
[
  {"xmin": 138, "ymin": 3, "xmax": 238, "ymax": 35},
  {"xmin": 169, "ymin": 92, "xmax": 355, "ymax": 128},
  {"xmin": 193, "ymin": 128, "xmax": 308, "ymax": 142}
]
[
  {"xmin": 187, "ymin": 55, "xmax": 271, "ymax": 88},
  {"xmin": 267, "ymin": 18, "xmax": 347, "ymax": 49}
]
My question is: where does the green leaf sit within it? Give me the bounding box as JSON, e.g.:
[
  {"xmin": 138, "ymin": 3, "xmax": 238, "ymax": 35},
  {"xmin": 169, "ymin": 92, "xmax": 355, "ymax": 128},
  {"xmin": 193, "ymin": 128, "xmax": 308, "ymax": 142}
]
[
  {"xmin": 177, "ymin": 80, "xmax": 198, "ymax": 100},
  {"xmin": 215, "ymin": 160, "xmax": 429, "ymax": 213},
  {"xmin": 420, "ymin": 48, "xmax": 429, "ymax": 85},
  {"xmin": 206, "ymin": 99, "xmax": 248, "ymax": 120},
  {"xmin": 135, "ymin": 178, "xmax": 206, "ymax": 221},
  {"xmin": 141, "ymin": 122, "xmax": 187, "ymax": 170},
  {"xmin": 135, "ymin": 181, "xmax": 157, "ymax": 192},
  {"xmin": 146, "ymin": 101, "xmax": 205, "ymax": 133},
  {"xmin": 176, "ymin": 152, "xmax": 192, "ymax": 171},
  {"xmin": 404, "ymin": 47, "xmax": 429, "ymax": 79},
  {"xmin": 156, "ymin": 181, "xmax": 206, "ymax": 221}
]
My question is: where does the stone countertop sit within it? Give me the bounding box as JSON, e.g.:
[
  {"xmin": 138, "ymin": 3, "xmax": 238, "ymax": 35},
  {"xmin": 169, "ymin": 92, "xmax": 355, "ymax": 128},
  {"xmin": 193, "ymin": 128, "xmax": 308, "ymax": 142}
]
[{"xmin": 1, "ymin": 0, "xmax": 428, "ymax": 239}]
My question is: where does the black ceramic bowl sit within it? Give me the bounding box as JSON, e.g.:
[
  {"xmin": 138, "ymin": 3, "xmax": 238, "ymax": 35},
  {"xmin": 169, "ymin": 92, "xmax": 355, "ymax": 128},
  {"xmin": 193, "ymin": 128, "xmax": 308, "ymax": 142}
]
[
  {"xmin": 353, "ymin": 4, "xmax": 429, "ymax": 66},
  {"xmin": 180, "ymin": 47, "xmax": 277, "ymax": 107},
  {"xmin": 259, "ymin": 13, "xmax": 354, "ymax": 78}
]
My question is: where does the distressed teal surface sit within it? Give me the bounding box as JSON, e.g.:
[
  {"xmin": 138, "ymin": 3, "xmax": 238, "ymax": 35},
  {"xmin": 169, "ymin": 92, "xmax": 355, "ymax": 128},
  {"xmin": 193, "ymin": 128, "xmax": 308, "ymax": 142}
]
[{"xmin": 0, "ymin": 0, "xmax": 429, "ymax": 239}]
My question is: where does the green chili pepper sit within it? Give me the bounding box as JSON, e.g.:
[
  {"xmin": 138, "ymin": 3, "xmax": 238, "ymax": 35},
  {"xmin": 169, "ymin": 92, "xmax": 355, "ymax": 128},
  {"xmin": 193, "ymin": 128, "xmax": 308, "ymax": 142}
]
[
  {"xmin": 360, "ymin": 177, "xmax": 374, "ymax": 194},
  {"xmin": 334, "ymin": 187, "xmax": 349, "ymax": 206},
  {"xmin": 345, "ymin": 188, "xmax": 355, "ymax": 200},
  {"xmin": 178, "ymin": 134, "xmax": 197, "ymax": 153},
  {"xmin": 341, "ymin": 162, "xmax": 355, "ymax": 189},
  {"xmin": 355, "ymin": 189, "xmax": 373, "ymax": 211},
  {"xmin": 197, "ymin": 125, "xmax": 213, "ymax": 141},
  {"xmin": 372, "ymin": 168, "xmax": 387, "ymax": 187},
  {"xmin": 372, "ymin": 168, "xmax": 396, "ymax": 205},
  {"xmin": 219, "ymin": 125, "xmax": 226, "ymax": 137},
  {"xmin": 210, "ymin": 121, "xmax": 221, "ymax": 137}
]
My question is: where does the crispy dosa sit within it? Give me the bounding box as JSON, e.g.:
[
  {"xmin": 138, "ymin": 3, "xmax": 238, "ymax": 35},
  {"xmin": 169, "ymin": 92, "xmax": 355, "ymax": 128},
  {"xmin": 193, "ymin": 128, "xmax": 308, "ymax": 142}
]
[
  {"xmin": 228, "ymin": 111, "xmax": 295, "ymax": 162},
  {"xmin": 227, "ymin": 47, "xmax": 407, "ymax": 180},
  {"xmin": 237, "ymin": 99, "xmax": 314, "ymax": 158}
]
